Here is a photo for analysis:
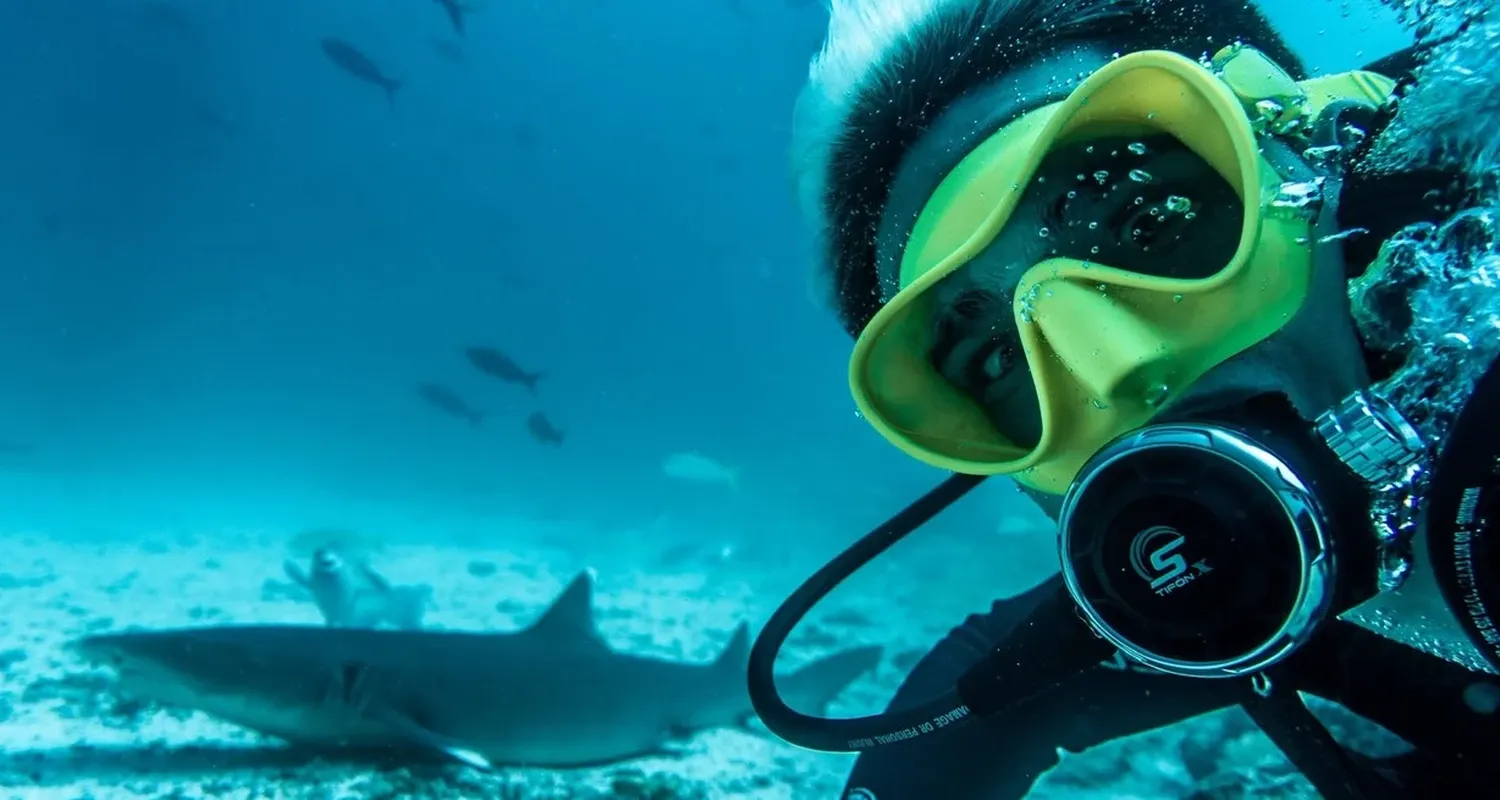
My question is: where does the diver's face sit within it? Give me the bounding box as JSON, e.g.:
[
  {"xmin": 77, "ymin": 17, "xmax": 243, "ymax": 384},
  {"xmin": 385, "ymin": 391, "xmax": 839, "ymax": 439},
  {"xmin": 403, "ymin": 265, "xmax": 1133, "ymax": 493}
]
[{"xmin": 926, "ymin": 134, "xmax": 1242, "ymax": 448}]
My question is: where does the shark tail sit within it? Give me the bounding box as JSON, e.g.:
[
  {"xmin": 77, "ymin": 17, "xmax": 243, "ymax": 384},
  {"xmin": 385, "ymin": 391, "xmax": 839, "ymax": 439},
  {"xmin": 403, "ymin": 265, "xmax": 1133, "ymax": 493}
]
[
  {"xmin": 468, "ymin": 410, "xmax": 486, "ymax": 427},
  {"xmin": 715, "ymin": 623, "xmax": 752, "ymax": 673},
  {"xmin": 774, "ymin": 644, "xmax": 884, "ymax": 716},
  {"xmin": 384, "ymin": 79, "xmax": 402, "ymax": 110},
  {"xmin": 524, "ymin": 372, "xmax": 543, "ymax": 394}
]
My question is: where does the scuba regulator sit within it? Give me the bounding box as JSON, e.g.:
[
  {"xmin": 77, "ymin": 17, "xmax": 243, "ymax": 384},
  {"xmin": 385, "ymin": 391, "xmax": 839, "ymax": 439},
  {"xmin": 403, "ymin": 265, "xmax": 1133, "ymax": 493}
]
[{"xmin": 747, "ymin": 354, "xmax": 1500, "ymax": 754}]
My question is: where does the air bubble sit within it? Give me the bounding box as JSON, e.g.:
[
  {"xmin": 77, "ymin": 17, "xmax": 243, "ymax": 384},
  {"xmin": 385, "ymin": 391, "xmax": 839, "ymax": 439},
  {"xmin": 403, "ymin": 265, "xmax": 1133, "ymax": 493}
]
[
  {"xmin": 1318, "ymin": 227, "xmax": 1369, "ymax": 244},
  {"xmin": 1017, "ymin": 284, "xmax": 1041, "ymax": 324},
  {"xmin": 1127, "ymin": 142, "xmax": 1148, "ymax": 155},
  {"xmin": 1465, "ymin": 683, "xmax": 1500, "ymax": 714},
  {"xmin": 1302, "ymin": 144, "xmax": 1343, "ymax": 164},
  {"xmin": 1271, "ymin": 179, "xmax": 1325, "ymax": 217},
  {"xmin": 1128, "ymin": 169, "xmax": 1153, "ymax": 183}
]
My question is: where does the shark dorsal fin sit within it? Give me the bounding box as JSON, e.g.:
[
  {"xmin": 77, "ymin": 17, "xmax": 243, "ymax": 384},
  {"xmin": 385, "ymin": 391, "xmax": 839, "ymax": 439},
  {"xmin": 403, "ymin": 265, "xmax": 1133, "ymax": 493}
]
[{"xmin": 525, "ymin": 569, "xmax": 605, "ymax": 647}]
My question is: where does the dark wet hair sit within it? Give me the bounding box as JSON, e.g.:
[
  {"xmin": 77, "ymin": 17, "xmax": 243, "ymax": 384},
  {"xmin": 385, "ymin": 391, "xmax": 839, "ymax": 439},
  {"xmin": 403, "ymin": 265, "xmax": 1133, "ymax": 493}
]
[{"xmin": 824, "ymin": 0, "xmax": 1304, "ymax": 339}]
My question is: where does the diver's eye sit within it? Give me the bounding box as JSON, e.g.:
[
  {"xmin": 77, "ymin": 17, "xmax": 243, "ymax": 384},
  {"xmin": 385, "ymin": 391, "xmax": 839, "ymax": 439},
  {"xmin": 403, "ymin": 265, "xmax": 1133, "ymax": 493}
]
[{"xmin": 966, "ymin": 338, "xmax": 1018, "ymax": 387}]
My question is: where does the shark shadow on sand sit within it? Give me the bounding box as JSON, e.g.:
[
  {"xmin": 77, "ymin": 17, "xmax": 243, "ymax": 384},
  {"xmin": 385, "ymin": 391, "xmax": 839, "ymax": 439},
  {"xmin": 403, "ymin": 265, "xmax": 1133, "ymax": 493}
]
[{"xmin": 0, "ymin": 742, "xmax": 462, "ymax": 785}]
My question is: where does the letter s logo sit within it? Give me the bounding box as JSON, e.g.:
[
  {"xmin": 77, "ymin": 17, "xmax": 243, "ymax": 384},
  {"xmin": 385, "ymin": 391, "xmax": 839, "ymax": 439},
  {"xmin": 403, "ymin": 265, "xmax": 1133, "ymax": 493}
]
[{"xmin": 1129, "ymin": 525, "xmax": 1189, "ymax": 589}]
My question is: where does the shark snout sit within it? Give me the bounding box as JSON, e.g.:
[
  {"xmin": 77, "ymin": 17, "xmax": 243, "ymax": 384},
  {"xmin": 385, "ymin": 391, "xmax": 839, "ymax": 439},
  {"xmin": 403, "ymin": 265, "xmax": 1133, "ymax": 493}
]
[
  {"xmin": 71, "ymin": 634, "xmax": 129, "ymax": 666},
  {"xmin": 71, "ymin": 631, "xmax": 209, "ymax": 680}
]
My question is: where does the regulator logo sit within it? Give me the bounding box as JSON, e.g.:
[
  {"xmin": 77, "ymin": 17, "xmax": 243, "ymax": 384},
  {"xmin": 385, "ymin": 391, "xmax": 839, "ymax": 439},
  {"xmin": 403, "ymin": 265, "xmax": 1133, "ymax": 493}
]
[{"xmin": 1129, "ymin": 525, "xmax": 1213, "ymax": 596}]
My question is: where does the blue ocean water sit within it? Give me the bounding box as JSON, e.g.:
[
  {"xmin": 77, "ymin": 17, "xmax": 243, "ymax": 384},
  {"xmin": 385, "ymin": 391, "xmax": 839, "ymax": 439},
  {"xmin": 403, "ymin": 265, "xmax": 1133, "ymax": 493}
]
[
  {"xmin": 0, "ymin": 0, "xmax": 1432, "ymax": 797},
  {"xmin": 0, "ymin": 0, "xmax": 1411, "ymax": 541}
]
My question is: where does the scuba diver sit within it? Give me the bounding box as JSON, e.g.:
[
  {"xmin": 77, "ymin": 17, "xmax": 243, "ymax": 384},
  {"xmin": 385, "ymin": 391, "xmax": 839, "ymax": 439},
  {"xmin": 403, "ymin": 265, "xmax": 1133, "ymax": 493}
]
[{"xmin": 746, "ymin": 0, "xmax": 1500, "ymax": 798}]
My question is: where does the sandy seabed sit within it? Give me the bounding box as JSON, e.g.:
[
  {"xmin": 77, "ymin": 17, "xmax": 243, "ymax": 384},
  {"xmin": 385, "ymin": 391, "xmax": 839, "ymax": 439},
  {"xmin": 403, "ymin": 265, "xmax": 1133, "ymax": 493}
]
[{"xmin": 0, "ymin": 528, "xmax": 1327, "ymax": 799}]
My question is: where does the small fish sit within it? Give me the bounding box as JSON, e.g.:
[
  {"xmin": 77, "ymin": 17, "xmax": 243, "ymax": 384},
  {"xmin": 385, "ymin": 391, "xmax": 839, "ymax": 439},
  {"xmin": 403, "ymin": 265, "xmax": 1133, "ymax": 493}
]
[
  {"xmin": 996, "ymin": 514, "xmax": 1046, "ymax": 537},
  {"xmin": 283, "ymin": 548, "xmax": 430, "ymax": 630},
  {"xmin": 320, "ymin": 38, "xmax": 402, "ymax": 108},
  {"xmin": 432, "ymin": 0, "xmax": 467, "ymax": 37},
  {"xmin": 187, "ymin": 101, "xmax": 239, "ymax": 138},
  {"xmin": 662, "ymin": 452, "xmax": 739, "ymax": 491},
  {"xmin": 656, "ymin": 541, "xmax": 737, "ymax": 570},
  {"xmin": 416, "ymin": 382, "xmax": 485, "ymax": 426},
  {"xmin": 429, "ymin": 37, "xmax": 468, "ymax": 67},
  {"xmin": 465, "ymin": 346, "xmax": 542, "ymax": 393},
  {"xmin": 526, "ymin": 412, "xmax": 564, "ymax": 446}
]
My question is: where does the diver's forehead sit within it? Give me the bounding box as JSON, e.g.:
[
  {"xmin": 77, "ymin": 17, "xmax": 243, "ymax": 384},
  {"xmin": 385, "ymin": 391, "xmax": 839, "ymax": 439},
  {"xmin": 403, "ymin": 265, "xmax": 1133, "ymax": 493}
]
[{"xmin": 875, "ymin": 45, "xmax": 1118, "ymax": 297}]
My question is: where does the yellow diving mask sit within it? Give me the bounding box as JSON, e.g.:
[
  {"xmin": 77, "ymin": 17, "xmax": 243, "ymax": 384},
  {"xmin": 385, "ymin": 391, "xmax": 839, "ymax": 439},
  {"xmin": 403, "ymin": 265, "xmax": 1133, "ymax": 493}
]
[{"xmin": 848, "ymin": 45, "xmax": 1395, "ymax": 495}]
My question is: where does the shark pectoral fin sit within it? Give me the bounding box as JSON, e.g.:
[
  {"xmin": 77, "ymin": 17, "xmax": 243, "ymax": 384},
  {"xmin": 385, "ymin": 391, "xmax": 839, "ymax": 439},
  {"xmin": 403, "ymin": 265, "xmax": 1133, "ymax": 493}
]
[
  {"xmin": 523, "ymin": 569, "xmax": 608, "ymax": 649},
  {"xmin": 650, "ymin": 725, "xmax": 696, "ymax": 757},
  {"xmin": 377, "ymin": 712, "xmax": 493, "ymax": 771}
]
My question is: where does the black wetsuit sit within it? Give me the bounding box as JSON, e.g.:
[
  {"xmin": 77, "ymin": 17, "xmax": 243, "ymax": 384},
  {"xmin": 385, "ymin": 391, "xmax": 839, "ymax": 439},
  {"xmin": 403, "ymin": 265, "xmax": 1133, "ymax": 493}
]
[
  {"xmin": 842, "ymin": 574, "xmax": 1500, "ymax": 798},
  {"xmin": 844, "ymin": 42, "xmax": 1500, "ymax": 800}
]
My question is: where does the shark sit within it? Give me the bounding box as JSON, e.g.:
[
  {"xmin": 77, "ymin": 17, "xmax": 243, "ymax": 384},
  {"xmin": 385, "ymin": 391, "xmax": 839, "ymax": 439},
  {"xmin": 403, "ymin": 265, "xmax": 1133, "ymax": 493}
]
[{"xmin": 73, "ymin": 571, "xmax": 882, "ymax": 769}]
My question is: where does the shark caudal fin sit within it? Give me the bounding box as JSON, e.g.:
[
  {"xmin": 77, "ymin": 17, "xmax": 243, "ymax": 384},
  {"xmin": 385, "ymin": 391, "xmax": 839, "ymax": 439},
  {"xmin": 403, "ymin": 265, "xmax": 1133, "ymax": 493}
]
[
  {"xmin": 773, "ymin": 644, "xmax": 884, "ymax": 717},
  {"xmin": 709, "ymin": 626, "xmax": 879, "ymax": 727},
  {"xmin": 714, "ymin": 623, "xmax": 752, "ymax": 672}
]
